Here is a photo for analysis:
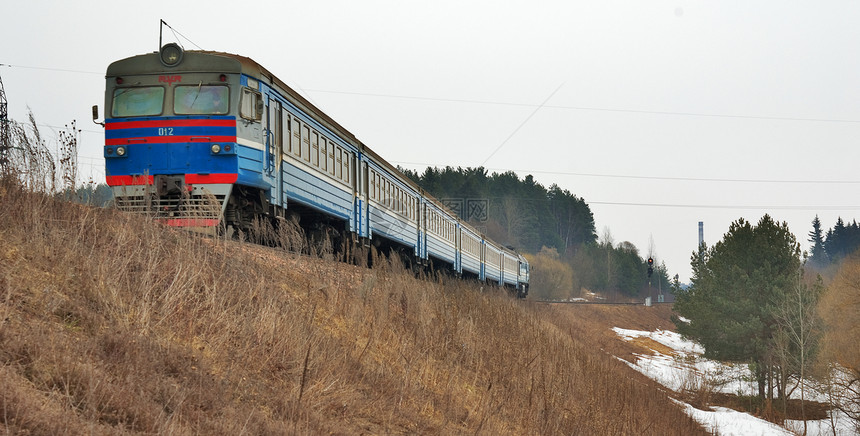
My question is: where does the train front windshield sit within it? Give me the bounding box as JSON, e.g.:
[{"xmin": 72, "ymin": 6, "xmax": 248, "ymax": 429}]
[
  {"xmin": 111, "ymin": 87, "xmax": 164, "ymax": 117},
  {"xmin": 110, "ymin": 84, "xmax": 230, "ymax": 117},
  {"xmin": 174, "ymin": 85, "xmax": 229, "ymax": 115}
]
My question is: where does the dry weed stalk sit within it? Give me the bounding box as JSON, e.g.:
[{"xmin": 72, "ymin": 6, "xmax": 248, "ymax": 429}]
[{"xmin": 0, "ymin": 117, "xmax": 708, "ymax": 433}]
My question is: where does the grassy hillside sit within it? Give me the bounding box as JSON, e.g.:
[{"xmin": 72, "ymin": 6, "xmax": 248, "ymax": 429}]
[{"xmin": 0, "ymin": 176, "xmax": 705, "ymax": 435}]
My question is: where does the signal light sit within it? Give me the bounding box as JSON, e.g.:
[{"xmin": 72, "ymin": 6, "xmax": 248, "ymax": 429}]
[
  {"xmin": 648, "ymin": 257, "xmax": 653, "ymax": 266},
  {"xmin": 219, "ymin": 74, "xmax": 227, "ymax": 82},
  {"xmin": 116, "ymin": 77, "xmax": 124, "ymax": 84}
]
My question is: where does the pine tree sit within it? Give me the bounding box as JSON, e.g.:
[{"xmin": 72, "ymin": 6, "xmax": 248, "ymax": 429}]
[
  {"xmin": 808, "ymin": 215, "xmax": 827, "ymax": 266},
  {"xmin": 674, "ymin": 215, "xmax": 802, "ymax": 400}
]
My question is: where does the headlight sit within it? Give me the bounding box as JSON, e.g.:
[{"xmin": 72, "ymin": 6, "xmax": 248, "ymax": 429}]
[
  {"xmin": 116, "ymin": 146, "xmax": 127, "ymax": 156},
  {"xmin": 160, "ymin": 43, "xmax": 183, "ymax": 67},
  {"xmin": 211, "ymin": 144, "xmax": 221, "ymax": 154}
]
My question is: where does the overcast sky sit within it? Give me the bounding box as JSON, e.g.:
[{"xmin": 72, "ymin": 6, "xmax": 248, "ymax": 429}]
[{"xmin": 3, "ymin": 1, "xmax": 859, "ymax": 282}]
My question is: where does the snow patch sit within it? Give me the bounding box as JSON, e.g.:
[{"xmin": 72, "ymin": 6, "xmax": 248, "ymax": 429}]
[
  {"xmin": 613, "ymin": 327, "xmax": 855, "ymax": 435},
  {"xmin": 672, "ymin": 399, "xmax": 793, "ymax": 436}
]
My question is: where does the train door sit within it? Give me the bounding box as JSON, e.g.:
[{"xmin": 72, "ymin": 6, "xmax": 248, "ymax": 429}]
[
  {"xmin": 357, "ymin": 158, "xmax": 369, "ymax": 238},
  {"xmin": 455, "ymin": 223, "xmax": 462, "ymax": 274},
  {"xmin": 266, "ymin": 98, "xmax": 283, "ymax": 209},
  {"xmin": 416, "ymin": 196, "xmax": 423, "ymax": 261},
  {"xmin": 420, "ymin": 200, "xmax": 428, "ymax": 261},
  {"xmin": 479, "ymin": 239, "xmax": 486, "ymax": 281}
]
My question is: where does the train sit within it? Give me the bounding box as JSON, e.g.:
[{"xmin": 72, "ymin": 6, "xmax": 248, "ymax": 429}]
[{"xmin": 97, "ymin": 43, "xmax": 529, "ymax": 297}]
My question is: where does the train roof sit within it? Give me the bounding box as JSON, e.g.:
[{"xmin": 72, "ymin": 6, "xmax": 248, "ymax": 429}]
[{"xmin": 200, "ymin": 51, "xmax": 419, "ymax": 199}]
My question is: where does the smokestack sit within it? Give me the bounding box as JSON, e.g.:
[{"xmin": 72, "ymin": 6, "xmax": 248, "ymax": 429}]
[{"xmin": 698, "ymin": 221, "xmax": 704, "ymax": 246}]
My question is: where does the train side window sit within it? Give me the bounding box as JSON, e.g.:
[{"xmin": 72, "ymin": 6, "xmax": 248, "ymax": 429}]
[
  {"xmin": 311, "ymin": 131, "xmax": 319, "ymax": 167},
  {"xmin": 281, "ymin": 108, "xmax": 293, "ymax": 154},
  {"xmin": 385, "ymin": 180, "xmax": 391, "ymax": 204},
  {"xmin": 270, "ymin": 100, "xmax": 282, "ymax": 152},
  {"xmin": 375, "ymin": 173, "xmax": 380, "ymax": 201},
  {"xmin": 301, "ymin": 125, "xmax": 311, "ymax": 162},
  {"xmin": 375, "ymin": 172, "xmax": 380, "ymax": 201},
  {"xmin": 394, "ymin": 188, "xmax": 399, "ymax": 214},
  {"xmin": 291, "ymin": 118, "xmax": 301, "ymax": 157},
  {"xmin": 341, "ymin": 151, "xmax": 348, "ymax": 183},
  {"xmin": 320, "ymin": 138, "xmax": 328, "ymax": 172},
  {"xmin": 335, "ymin": 147, "xmax": 343, "ymax": 180},
  {"xmin": 240, "ymin": 87, "xmax": 263, "ymax": 121},
  {"xmin": 345, "ymin": 153, "xmax": 352, "ymax": 184}
]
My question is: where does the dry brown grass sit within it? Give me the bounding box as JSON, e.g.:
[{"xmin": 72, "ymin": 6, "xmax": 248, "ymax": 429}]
[{"xmin": 0, "ymin": 175, "xmax": 707, "ymax": 435}]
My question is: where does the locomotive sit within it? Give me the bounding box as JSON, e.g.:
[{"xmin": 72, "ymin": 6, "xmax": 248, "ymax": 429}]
[{"xmin": 97, "ymin": 43, "xmax": 529, "ymax": 297}]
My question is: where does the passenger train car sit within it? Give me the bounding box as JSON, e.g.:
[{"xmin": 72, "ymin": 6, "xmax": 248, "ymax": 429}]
[{"xmin": 99, "ymin": 43, "xmax": 529, "ymax": 297}]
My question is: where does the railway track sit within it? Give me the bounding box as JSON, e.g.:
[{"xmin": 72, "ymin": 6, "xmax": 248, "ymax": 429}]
[{"xmin": 535, "ymin": 300, "xmax": 674, "ymax": 306}]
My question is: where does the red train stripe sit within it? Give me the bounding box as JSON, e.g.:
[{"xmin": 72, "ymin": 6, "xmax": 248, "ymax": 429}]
[
  {"xmin": 185, "ymin": 173, "xmax": 238, "ymax": 184},
  {"xmin": 106, "ymin": 174, "xmax": 237, "ymax": 186},
  {"xmin": 105, "ymin": 135, "xmax": 237, "ymax": 145},
  {"xmin": 106, "ymin": 175, "xmax": 154, "ymax": 186},
  {"xmin": 106, "ymin": 119, "xmax": 236, "ymax": 129}
]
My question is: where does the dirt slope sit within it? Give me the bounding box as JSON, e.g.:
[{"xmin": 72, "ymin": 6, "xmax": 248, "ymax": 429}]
[{"xmin": 0, "ymin": 180, "xmax": 705, "ymax": 435}]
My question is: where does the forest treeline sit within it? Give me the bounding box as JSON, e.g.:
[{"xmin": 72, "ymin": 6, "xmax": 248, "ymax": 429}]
[
  {"xmin": 402, "ymin": 166, "xmax": 670, "ymax": 300},
  {"xmin": 807, "ymin": 215, "xmax": 860, "ymax": 267}
]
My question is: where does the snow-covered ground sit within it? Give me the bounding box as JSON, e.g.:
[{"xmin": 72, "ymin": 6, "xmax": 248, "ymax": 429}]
[{"xmin": 612, "ymin": 327, "xmax": 858, "ymax": 435}]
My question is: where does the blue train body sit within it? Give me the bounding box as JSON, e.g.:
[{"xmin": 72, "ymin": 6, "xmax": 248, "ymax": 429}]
[{"xmin": 102, "ymin": 45, "xmax": 529, "ymax": 297}]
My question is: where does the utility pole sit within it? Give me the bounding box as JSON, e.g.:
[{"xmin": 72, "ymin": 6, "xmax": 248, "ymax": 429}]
[{"xmin": 0, "ymin": 72, "xmax": 9, "ymax": 167}]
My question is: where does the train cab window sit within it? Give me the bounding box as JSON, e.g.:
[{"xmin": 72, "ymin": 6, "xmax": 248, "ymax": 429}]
[
  {"xmin": 174, "ymin": 85, "xmax": 228, "ymax": 115},
  {"xmin": 240, "ymin": 88, "xmax": 263, "ymax": 121},
  {"xmin": 111, "ymin": 86, "xmax": 164, "ymax": 117}
]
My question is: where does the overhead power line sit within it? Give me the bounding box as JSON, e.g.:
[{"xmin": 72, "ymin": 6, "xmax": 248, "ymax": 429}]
[
  {"xmin": 307, "ymin": 89, "xmax": 860, "ymax": 124},
  {"xmin": 587, "ymin": 201, "xmax": 860, "ymax": 211},
  {"xmin": 481, "ymin": 83, "xmax": 563, "ymax": 166},
  {"xmin": 393, "ymin": 161, "xmax": 860, "ymax": 185},
  {"xmin": 1, "ymin": 63, "xmax": 856, "ymax": 124}
]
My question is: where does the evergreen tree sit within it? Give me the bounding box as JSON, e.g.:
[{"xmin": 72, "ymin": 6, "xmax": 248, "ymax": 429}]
[
  {"xmin": 827, "ymin": 217, "xmax": 848, "ymax": 261},
  {"xmin": 808, "ymin": 215, "xmax": 826, "ymax": 266},
  {"xmin": 673, "ymin": 215, "xmax": 802, "ymax": 400}
]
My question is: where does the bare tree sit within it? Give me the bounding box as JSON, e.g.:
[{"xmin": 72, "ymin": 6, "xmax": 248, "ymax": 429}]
[
  {"xmin": 773, "ymin": 271, "xmax": 822, "ymax": 434},
  {"xmin": 818, "ymin": 257, "xmax": 860, "ymax": 434}
]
